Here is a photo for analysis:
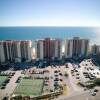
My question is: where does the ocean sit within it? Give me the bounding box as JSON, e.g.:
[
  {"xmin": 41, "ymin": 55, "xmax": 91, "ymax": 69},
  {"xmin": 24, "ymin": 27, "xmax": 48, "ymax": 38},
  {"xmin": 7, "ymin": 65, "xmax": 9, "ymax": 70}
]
[{"xmin": 0, "ymin": 27, "xmax": 100, "ymax": 44}]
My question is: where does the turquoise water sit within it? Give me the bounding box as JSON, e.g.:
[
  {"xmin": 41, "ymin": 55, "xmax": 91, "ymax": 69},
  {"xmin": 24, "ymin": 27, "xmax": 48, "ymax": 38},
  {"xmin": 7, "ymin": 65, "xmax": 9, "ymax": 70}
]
[{"xmin": 0, "ymin": 27, "xmax": 99, "ymax": 44}]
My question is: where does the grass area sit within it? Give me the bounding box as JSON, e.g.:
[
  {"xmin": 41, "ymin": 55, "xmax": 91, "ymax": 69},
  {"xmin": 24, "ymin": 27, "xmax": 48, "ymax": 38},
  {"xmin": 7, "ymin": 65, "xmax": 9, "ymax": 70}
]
[
  {"xmin": 0, "ymin": 76, "xmax": 8, "ymax": 86},
  {"xmin": 14, "ymin": 78, "xmax": 44, "ymax": 96}
]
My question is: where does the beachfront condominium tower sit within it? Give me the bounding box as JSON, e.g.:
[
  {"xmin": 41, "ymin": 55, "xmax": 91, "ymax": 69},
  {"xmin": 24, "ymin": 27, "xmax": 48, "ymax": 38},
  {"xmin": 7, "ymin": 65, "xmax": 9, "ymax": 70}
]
[
  {"xmin": 35, "ymin": 40, "xmax": 44, "ymax": 60},
  {"xmin": 64, "ymin": 39, "xmax": 73, "ymax": 58},
  {"xmin": 91, "ymin": 44, "xmax": 100, "ymax": 55},
  {"xmin": 20, "ymin": 40, "xmax": 32, "ymax": 62},
  {"xmin": 0, "ymin": 41, "xmax": 5, "ymax": 63},
  {"xmin": 64, "ymin": 37, "xmax": 89, "ymax": 58},
  {"xmin": 35, "ymin": 38, "xmax": 61, "ymax": 60},
  {"xmin": 0, "ymin": 40, "xmax": 32, "ymax": 63},
  {"xmin": 12, "ymin": 41, "xmax": 21, "ymax": 62},
  {"xmin": 80, "ymin": 39, "xmax": 89, "ymax": 56},
  {"xmin": 3, "ymin": 40, "xmax": 21, "ymax": 62}
]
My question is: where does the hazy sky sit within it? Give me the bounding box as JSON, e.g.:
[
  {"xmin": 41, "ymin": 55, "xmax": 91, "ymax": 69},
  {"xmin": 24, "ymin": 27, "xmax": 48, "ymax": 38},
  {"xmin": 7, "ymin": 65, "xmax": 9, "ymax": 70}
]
[{"xmin": 0, "ymin": 0, "xmax": 100, "ymax": 26}]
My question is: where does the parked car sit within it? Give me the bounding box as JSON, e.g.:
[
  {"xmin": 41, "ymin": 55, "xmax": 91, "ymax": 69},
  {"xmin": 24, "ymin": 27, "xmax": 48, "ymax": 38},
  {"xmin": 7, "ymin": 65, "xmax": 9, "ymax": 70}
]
[
  {"xmin": 1, "ymin": 86, "xmax": 5, "ymax": 89},
  {"xmin": 94, "ymin": 89, "xmax": 98, "ymax": 92},
  {"xmin": 2, "ymin": 96, "xmax": 8, "ymax": 100},
  {"xmin": 91, "ymin": 92, "xmax": 96, "ymax": 96},
  {"xmin": 76, "ymin": 77, "xmax": 80, "ymax": 79},
  {"xmin": 59, "ymin": 73, "xmax": 63, "ymax": 76}
]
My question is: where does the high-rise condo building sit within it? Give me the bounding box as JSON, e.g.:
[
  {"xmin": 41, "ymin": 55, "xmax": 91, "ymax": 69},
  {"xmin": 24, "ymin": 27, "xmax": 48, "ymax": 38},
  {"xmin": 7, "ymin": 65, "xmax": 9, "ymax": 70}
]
[
  {"xmin": 81, "ymin": 39, "xmax": 89, "ymax": 57},
  {"xmin": 3, "ymin": 40, "xmax": 21, "ymax": 62},
  {"xmin": 64, "ymin": 39, "xmax": 73, "ymax": 58},
  {"xmin": 0, "ymin": 41, "xmax": 5, "ymax": 63},
  {"xmin": 35, "ymin": 40, "xmax": 44, "ymax": 60},
  {"xmin": 64, "ymin": 37, "xmax": 89, "ymax": 58},
  {"xmin": 0, "ymin": 40, "xmax": 32, "ymax": 63},
  {"xmin": 35, "ymin": 38, "xmax": 61, "ymax": 60},
  {"xmin": 20, "ymin": 40, "xmax": 32, "ymax": 62},
  {"xmin": 91, "ymin": 44, "xmax": 100, "ymax": 55},
  {"xmin": 12, "ymin": 41, "xmax": 21, "ymax": 62},
  {"xmin": 3, "ymin": 40, "xmax": 14, "ymax": 62}
]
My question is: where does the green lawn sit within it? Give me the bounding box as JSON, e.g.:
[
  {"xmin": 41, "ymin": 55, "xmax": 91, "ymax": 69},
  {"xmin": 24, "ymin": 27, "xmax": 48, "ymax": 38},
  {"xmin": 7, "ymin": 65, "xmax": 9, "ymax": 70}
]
[
  {"xmin": 14, "ymin": 78, "xmax": 44, "ymax": 96},
  {"xmin": 0, "ymin": 76, "xmax": 8, "ymax": 86}
]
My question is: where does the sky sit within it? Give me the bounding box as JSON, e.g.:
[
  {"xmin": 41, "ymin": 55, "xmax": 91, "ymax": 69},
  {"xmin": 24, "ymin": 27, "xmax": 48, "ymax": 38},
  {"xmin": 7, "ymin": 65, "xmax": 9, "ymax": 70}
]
[{"xmin": 0, "ymin": 0, "xmax": 100, "ymax": 26}]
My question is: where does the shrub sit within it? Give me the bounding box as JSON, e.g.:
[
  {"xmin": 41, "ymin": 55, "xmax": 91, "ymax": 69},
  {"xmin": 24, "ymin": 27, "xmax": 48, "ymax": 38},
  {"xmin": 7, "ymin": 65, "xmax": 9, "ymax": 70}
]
[{"xmin": 94, "ymin": 78, "xmax": 100, "ymax": 86}]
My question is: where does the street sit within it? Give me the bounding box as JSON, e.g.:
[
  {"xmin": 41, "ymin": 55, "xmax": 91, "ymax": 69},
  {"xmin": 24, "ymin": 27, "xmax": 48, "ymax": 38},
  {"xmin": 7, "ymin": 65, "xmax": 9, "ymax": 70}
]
[{"xmin": 56, "ymin": 89, "xmax": 100, "ymax": 100}]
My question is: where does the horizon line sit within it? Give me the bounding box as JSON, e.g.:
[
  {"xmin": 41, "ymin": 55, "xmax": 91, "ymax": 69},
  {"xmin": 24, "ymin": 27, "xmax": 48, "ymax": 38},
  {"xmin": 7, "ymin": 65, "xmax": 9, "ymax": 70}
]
[{"xmin": 0, "ymin": 26, "xmax": 100, "ymax": 28}]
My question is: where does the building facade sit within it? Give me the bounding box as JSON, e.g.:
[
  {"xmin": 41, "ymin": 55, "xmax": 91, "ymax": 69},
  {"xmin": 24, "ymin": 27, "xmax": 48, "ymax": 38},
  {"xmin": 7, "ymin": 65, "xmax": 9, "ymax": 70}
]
[
  {"xmin": 0, "ymin": 40, "xmax": 32, "ymax": 63},
  {"xmin": 64, "ymin": 39, "xmax": 73, "ymax": 58},
  {"xmin": 0, "ymin": 41, "xmax": 5, "ymax": 63},
  {"xmin": 91, "ymin": 44, "xmax": 100, "ymax": 55},
  {"xmin": 64, "ymin": 37, "xmax": 89, "ymax": 58},
  {"xmin": 35, "ymin": 38, "xmax": 61, "ymax": 60},
  {"xmin": 20, "ymin": 40, "xmax": 32, "ymax": 62}
]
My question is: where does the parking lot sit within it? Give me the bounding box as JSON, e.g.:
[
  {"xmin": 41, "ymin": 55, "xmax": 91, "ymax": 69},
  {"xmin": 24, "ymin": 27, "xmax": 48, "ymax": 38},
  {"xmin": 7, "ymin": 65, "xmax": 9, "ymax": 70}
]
[
  {"xmin": 0, "ymin": 59, "xmax": 100, "ymax": 100},
  {"xmin": 0, "ymin": 71, "xmax": 22, "ymax": 100}
]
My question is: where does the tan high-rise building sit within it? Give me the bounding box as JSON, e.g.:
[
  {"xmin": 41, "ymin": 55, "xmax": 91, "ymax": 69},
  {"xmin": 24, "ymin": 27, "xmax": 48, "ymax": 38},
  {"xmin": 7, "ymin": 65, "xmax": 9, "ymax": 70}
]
[
  {"xmin": 91, "ymin": 44, "xmax": 100, "ymax": 55},
  {"xmin": 20, "ymin": 40, "xmax": 32, "ymax": 62},
  {"xmin": 35, "ymin": 40, "xmax": 44, "ymax": 60},
  {"xmin": 0, "ymin": 40, "xmax": 32, "ymax": 62},
  {"xmin": 80, "ymin": 39, "xmax": 89, "ymax": 57},
  {"xmin": 3, "ymin": 40, "xmax": 14, "ymax": 62},
  {"xmin": 12, "ymin": 41, "xmax": 21, "ymax": 62},
  {"xmin": 64, "ymin": 39, "xmax": 73, "ymax": 58},
  {"xmin": 64, "ymin": 37, "xmax": 89, "ymax": 58},
  {"xmin": 35, "ymin": 38, "xmax": 61, "ymax": 60},
  {"xmin": 0, "ymin": 41, "xmax": 5, "ymax": 63},
  {"xmin": 3, "ymin": 40, "xmax": 21, "ymax": 62}
]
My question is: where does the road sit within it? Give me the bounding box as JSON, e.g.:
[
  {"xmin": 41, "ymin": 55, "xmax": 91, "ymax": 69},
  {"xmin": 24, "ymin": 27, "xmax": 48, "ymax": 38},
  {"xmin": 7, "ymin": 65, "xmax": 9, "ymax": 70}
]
[
  {"xmin": 56, "ymin": 89, "xmax": 100, "ymax": 100},
  {"xmin": 65, "ymin": 63, "xmax": 83, "ymax": 93}
]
